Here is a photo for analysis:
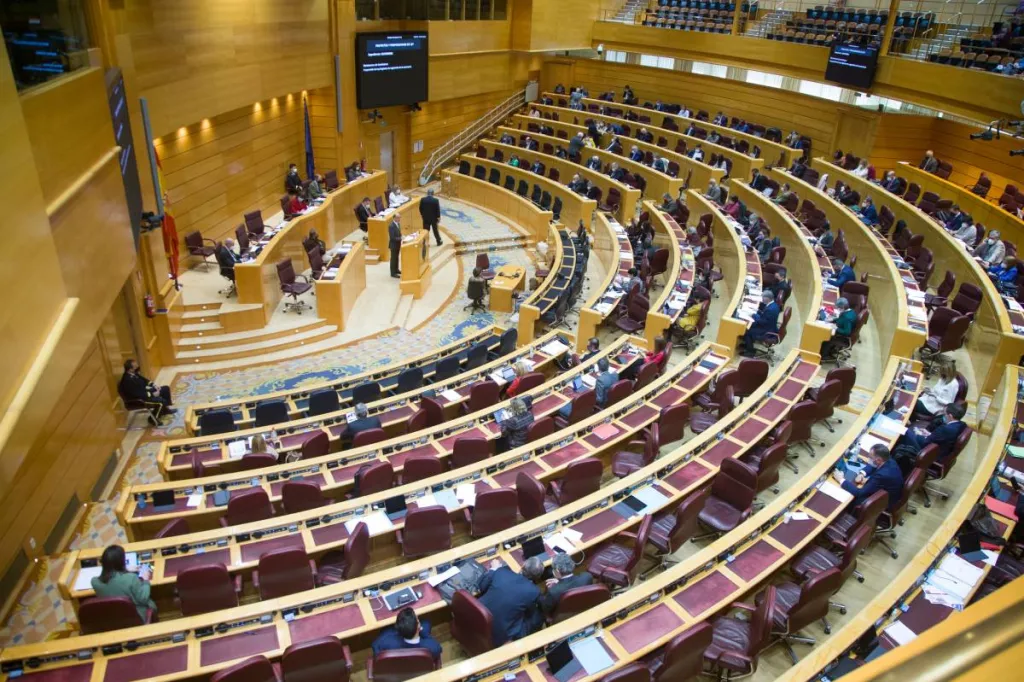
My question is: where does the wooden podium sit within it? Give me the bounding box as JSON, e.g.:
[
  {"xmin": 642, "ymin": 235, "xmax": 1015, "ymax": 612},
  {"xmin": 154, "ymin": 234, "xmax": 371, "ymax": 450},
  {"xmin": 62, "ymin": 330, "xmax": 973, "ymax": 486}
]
[
  {"xmin": 315, "ymin": 242, "xmax": 366, "ymax": 330},
  {"xmin": 400, "ymin": 229, "xmax": 432, "ymax": 298},
  {"xmin": 367, "ymin": 197, "xmax": 421, "ymax": 262}
]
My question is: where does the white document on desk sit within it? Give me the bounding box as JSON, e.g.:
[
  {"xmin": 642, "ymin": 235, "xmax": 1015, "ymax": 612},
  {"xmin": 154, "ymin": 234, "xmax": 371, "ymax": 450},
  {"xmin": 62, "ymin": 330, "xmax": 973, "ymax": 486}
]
[
  {"xmin": 433, "ymin": 489, "xmax": 461, "ymax": 512},
  {"xmin": 456, "ymin": 483, "xmax": 477, "ymax": 507},
  {"xmin": 631, "ymin": 486, "xmax": 669, "ymax": 512},
  {"xmin": 570, "ymin": 637, "xmax": 615, "ymax": 675},
  {"xmin": 428, "ymin": 566, "xmax": 461, "ymax": 587},
  {"xmin": 74, "ymin": 566, "xmax": 103, "ymax": 592},
  {"xmin": 884, "ymin": 621, "xmax": 918, "ymax": 646},
  {"xmin": 872, "ymin": 416, "xmax": 907, "ymax": 438},
  {"xmin": 441, "ymin": 389, "xmax": 463, "ymax": 403},
  {"xmin": 819, "ymin": 480, "xmax": 853, "ymax": 502},
  {"xmin": 187, "ymin": 493, "xmax": 203, "ymax": 508},
  {"xmin": 858, "ymin": 433, "xmax": 889, "ymax": 452},
  {"xmin": 938, "ymin": 553, "xmax": 985, "ymax": 586},
  {"xmin": 345, "ymin": 510, "xmax": 394, "ymax": 536},
  {"xmin": 489, "ymin": 371, "xmax": 509, "ymax": 386},
  {"xmin": 541, "ymin": 339, "xmax": 571, "ymax": 356},
  {"xmin": 227, "ymin": 441, "xmax": 248, "ymax": 459}
]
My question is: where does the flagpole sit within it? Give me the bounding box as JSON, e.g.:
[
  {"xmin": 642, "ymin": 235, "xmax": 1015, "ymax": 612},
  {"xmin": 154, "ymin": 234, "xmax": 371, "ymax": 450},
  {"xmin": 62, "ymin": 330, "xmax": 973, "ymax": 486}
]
[{"xmin": 141, "ymin": 97, "xmax": 180, "ymax": 290}]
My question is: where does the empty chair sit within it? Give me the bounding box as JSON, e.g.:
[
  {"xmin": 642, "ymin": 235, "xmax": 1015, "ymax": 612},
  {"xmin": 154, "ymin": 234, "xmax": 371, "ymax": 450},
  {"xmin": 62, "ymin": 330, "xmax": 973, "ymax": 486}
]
[
  {"xmin": 517, "ymin": 471, "xmax": 558, "ymax": 519},
  {"xmin": 348, "ymin": 460, "xmax": 394, "ymax": 497},
  {"xmin": 549, "ymin": 457, "xmax": 603, "ymax": 505},
  {"xmin": 220, "ymin": 488, "xmax": 274, "ymax": 527},
  {"xmin": 280, "ymin": 636, "xmax": 353, "ymax": 682},
  {"xmin": 400, "ymin": 454, "xmax": 444, "ymax": 484},
  {"xmin": 612, "ymin": 424, "xmax": 660, "ymax": 478},
  {"xmin": 920, "ymin": 307, "xmax": 970, "ymax": 375},
  {"xmin": 874, "ymin": 468, "xmax": 926, "ymax": 558},
  {"xmin": 643, "ymin": 489, "xmax": 710, "ymax": 577},
  {"xmin": 925, "ymin": 271, "xmax": 955, "ymax": 311},
  {"xmin": 703, "ymin": 586, "xmax": 777, "ymax": 679},
  {"xmin": 823, "ymin": 489, "xmax": 887, "ymax": 552},
  {"xmin": 366, "ymin": 649, "xmax": 438, "ymax": 681},
  {"xmin": 154, "ymin": 518, "xmax": 191, "ymax": 539},
  {"xmin": 282, "ymin": 480, "xmax": 328, "ymax": 514},
  {"xmin": 298, "ymin": 431, "xmax": 330, "ymax": 461},
  {"xmin": 808, "ymin": 378, "xmax": 843, "ymax": 433},
  {"xmin": 695, "ymin": 459, "xmax": 758, "ymax": 539},
  {"xmin": 451, "ymin": 437, "xmax": 491, "ymax": 468},
  {"xmin": 464, "ymin": 342, "xmax": 490, "ymax": 370},
  {"xmin": 253, "ymin": 548, "xmax": 317, "ymax": 600},
  {"xmin": 254, "ymin": 400, "xmax": 289, "ymax": 427},
  {"xmin": 462, "ymin": 380, "xmax": 501, "ymax": 414},
  {"xmin": 432, "ymin": 355, "xmax": 461, "ymax": 381},
  {"xmin": 176, "ymin": 564, "xmax": 242, "ymax": 616},
  {"xmin": 185, "ymin": 231, "xmax": 217, "ymax": 269},
  {"xmin": 277, "ymin": 259, "xmax": 313, "ymax": 313},
  {"xmin": 762, "ymin": 567, "xmax": 844, "ymax": 662},
  {"xmin": 306, "ymin": 389, "xmax": 340, "ymax": 417},
  {"xmin": 396, "ymin": 505, "xmax": 453, "ymax": 558},
  {"xmin": 351, "ymin": 381, "xmax": 381, "ymax": 404},
  {"xmin": 658, "ymin": 403, "xmax": 690, "ymax": 445},
  {"xmin": 743, "ymin": 441, "xmax": 789, "ymax": 496},
  {"xmin": 450, "ymin": 590, "xmax": 495, "ymax": 656},
  {"xmin": 237, "ymin": 452, "xmax": 276, "ymax": 472},
  {"xmin": 395, "ymin": 367, "xmax": 424, "ymax": 394},
  {"xmin": 211, "ymin": 656, "xmax": 281, "ymax": 682},
  {"xmin": 527, "ymin": 416, "xmax": 553, "ymax": 443},
  {"xmin": 646, "ymin": 622, "xmax": 714, "ymax": 682},
  {"xmin": 79, "ymin": 597, "xmax": 152, "ymax": 634},
  {"xmin": 588, "ymin": 514, "xmax": 653, "ymax": 590},
  {"xmin": 352, "ymin": 428, "xmax": 386, "ymax": 449},
  {"xmin": 690, "ymin": 380, "xmax": 734, "ymax": 434},
  {"xmin": 199, "ymin": 409, "xmax": 236, "ymax": 436},
  {"xmin": 553, "ymin": 388, "xmax": 596, "ymax": 429},
  {"xmin": 490, "ymin": 328, "xmax": 518, "ymax": 360},
  {"xmin": 319, "ymin": 522, "xmax": 370, "ymax": 584},
  {"xmin": 735, "ymin": 358, "xmax": 770, "ymax": 397},
  {"xmin": 465, "ymin": 488, "xmax": 518, "ymax": 537}
]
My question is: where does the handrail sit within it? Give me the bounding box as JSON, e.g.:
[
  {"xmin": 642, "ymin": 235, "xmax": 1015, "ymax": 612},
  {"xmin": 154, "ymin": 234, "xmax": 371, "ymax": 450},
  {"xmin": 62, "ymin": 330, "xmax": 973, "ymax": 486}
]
[{"xmin": 418, "ymin": 87, "xmax": 528, "ymax": 185}]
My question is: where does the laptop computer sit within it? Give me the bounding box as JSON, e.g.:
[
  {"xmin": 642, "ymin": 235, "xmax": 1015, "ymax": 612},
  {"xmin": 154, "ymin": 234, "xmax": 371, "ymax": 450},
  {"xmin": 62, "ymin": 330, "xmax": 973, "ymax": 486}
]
[
  {"xmin": 547, "ymin": 640, "xmax": 582, "ymax": 682},
  {"xmin": 621, "ymin": 495, "xmax": 646, "ymax": 513},
  {"xmin": 384, "ymin": 495, "xmax": 408, "ymax": 521},
  {"xmin": 521, "ymin": 536, "xmax": 548, "ymax": 562},
  {"xmin": 152, "ymin": 490, "xmax": 176, "ymax": 512}
]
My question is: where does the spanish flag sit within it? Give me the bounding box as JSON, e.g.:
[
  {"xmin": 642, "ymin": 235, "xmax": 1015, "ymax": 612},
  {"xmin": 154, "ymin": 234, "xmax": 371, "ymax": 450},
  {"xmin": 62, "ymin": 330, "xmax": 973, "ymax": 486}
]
[{"xmin": 155, "ymin": 150, "xmax": 180, "ymax": 280}]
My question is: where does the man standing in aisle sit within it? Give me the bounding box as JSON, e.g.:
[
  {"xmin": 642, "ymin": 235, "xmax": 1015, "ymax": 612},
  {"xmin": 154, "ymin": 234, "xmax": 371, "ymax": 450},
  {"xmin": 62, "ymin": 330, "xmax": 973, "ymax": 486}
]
[
  {"xmin": 420, "ymin": 188, "xmax": 443, "ymax": 246},
  {"xmin": 389, "ymin": 212, "xmax": 403, "ymax": 278}
]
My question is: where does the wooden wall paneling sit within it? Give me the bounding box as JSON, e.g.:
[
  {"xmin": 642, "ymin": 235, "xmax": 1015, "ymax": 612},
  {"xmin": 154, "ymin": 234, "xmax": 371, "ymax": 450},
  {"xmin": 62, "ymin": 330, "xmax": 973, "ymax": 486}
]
[
  {"xmin": 928, "ymin": 119, "xmax": 1024, "ymax": 200},
  {"xmin": 429, "ymin": 52, "xmax": 515, "ymax": 101},
  {"xmin": 542, "ymin": 59, "xmax": 576, "ymax": 93},
  {"xmin": 306, "ymin": 87, "xmax": 341, "ymax": 174},
  {"xmin": 527, "ymin": 0, "xmax": 601, "ymax": 51},
  {"xmin": 829, "ymin": 108, "xmax": 881, "ymax": 162},
  {"xmin": 869, "ymin": 114, "xmax": 936, "ymax": 173},
  {"xmin": 429, "ymin": 19, "xmax": 512, "ymax": 54}
]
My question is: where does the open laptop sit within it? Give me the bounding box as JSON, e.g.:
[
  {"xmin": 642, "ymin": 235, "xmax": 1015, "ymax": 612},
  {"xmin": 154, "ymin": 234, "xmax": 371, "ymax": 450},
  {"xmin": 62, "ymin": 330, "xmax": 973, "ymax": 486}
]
[
  {"xmin": 521, "ymin": 536, "xmax": 549, "ymax": 562},
  {"xmin": 384, "ymin": 495, "xmax": 408, "ymax": 521},
  {"xmin": 152, "ymin": 490, "xmax": 176, "ymax": 512},
  {"xmin": 547, "ymin": 640, "xmax": 582, "ymax": 682}
]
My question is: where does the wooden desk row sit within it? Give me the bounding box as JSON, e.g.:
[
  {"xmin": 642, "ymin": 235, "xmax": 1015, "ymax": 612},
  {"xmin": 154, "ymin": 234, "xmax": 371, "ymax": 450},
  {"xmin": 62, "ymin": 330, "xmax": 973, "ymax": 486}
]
[
  {"xmin": 234, "ymin": 171, "xmax": 387, "ymax": 319},
  {"xmin": 777, "ymin": 363, "xmax": 1020, "ymax": 682},
  {"xmin": 458, "ymin": 155, "xmax": 596, "ymax": 230},
  {"xmin": 441, "ymin": 169, "xmax": 552, "ymax": 245},
  {"xmin": 642, "ymin": 199, "xmax": 698, "ymax": 349},
  {"xmin": 64, "ymin": 342, "xmax": 732, "ymax": 608},
  {"xmin": 817, "ymin": 158, "xmax": 1024, "ymax": 396},
  {"xmin": 427, "ymin": 354, "xmax": 920, "ymax": 682},
  {"xmin": 165, "ymin": 327, "xmax": 559, "ymax": 479},
  {"xmin": 540, "ymin": 94, "xmax": 765, "ymax": 183},
  {"xmin": 770, "ymin": 166, "xmax": 928, "ymax": 364},
  {"xmin": 576, "ymin": 213, "xmax": 641, "ymax": 351},
  {"xmin": 183, "ymin": 325, "xmax": 503, "ymax": 435}
]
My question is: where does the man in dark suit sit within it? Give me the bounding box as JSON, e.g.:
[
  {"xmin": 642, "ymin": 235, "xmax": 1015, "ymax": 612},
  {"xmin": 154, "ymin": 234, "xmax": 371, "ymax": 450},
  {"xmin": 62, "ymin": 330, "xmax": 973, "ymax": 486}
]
[
  {"xmin": 285, "ymin": 163, "xmax": 302, "ymax": 193},
  {"xmin": 654, "ymin": 99, "xmax": 666, "ymax": 112},
  {"xmin": 608, "ymin": 162, "xmax": 626, "ymax": 182},
  {"xmin": 586, "ymin": 156, "xmax": 602, "ymax": 171},
  {"xmin": 742, "ymin": 290, "xmax": 780, "ymax": 356},
  {"xmin": 419, "ymin": 188, "xmax": 442, "ymax": 246},
  {"xmin": 895, "ymin": 403, "xmax": 967, "ymax": 475},
  {"xmin": 839, "ymin": 444, "xmax": 903, "ymax": 510},
  {"xmin": 119, "ymin": 358, "xmax": 175, "ymax": 419},
  {"xmin": 568, "ymin": 132, "xmax": 585, "ymax": 160},
  {"xmin": 921, "ymin": 150, "xmax": 939, "ymax": 173},
  {"xmin": 880, "ymin": 170, "xmax": 901, "ymax": 192},
  {"xmin": 637, "ymin": 127, "xmax": 654, "ymax": 143},
  {"xmin": 629, "ymin": 145, "xmax": 644, "ymax": 163},
  {"xmin": 539, "ymin": 554, "xmax": 593, "ymax": 615},
  {"xmin": 371, "ymin": 608, "xmax": 442, "ymax": 662},
  {"xmin": 944, "ymin": 204, "xmax": 965, "ymax": 233},
  {"xmin": 388, "ymin": 212, "xmax": 402, "ymax": 278},
  {"xmin": 478, "ymin": 557, "xmax": 545, "ymax": 645},
  {"xmin": 568, "ymin": 174, "xmax": 587, "ymax": 194},
  {"xmin": 344, "ymin": 403, "xmax": 383, "ymax": 448},
  {"xmin": 216, "ymin": 238, "xmax": 242, "ymax": 272},
  {"xmin": 827, "ymin": 258, "xmax": 856, "ymax": 289},
  {"xmin": 355, "ymin": 197, "xmax": 373, "ymax": 234}
]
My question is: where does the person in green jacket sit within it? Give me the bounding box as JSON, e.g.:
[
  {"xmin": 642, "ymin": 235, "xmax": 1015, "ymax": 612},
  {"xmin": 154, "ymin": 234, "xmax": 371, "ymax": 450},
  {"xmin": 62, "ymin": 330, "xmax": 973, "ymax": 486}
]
[
  {"xmin": 820, "ymin": 297, "xmax": 857, "ymax": 363},
  {"xmin": 91, "ymin": 545, "xmax": 157, "ymax": 622}
]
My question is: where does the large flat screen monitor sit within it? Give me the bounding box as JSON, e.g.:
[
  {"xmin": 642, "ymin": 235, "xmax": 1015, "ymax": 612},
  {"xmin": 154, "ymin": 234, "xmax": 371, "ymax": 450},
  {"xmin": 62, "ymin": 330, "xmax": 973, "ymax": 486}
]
[
  {"xmin": 355, "ymin": 32, "xmax": 428, "ymax": 109},
  {"xmin": 824, "ymin": 42, "xmax": 879, "ymax": 89}
]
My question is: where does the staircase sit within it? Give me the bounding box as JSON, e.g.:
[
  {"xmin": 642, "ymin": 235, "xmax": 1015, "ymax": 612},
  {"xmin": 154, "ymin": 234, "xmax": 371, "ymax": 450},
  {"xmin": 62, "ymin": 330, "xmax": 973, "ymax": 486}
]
[
  {"xmin": 744, "ymin": 9, "xmax": 792, "ymax": 37},
  {"xmin": 908, "ymin": 23, "xmax": 978, "ymax": 60},
  {"xmin": 419, "ymin": 88, "xmax": 528, "ymax": 185},
  {"xmin": 608, "ymin": 0, "xmax": 648, "ymax": 24}
]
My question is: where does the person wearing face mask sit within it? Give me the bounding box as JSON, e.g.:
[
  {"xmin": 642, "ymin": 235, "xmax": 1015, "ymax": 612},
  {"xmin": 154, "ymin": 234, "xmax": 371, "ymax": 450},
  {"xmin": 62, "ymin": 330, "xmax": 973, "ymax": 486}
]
[
  {"xmin": 894, "ymin": 403, "xmax": 967, "ymax": 476},
  {"xmin": 836, "ymin": 444, "xmax": 903, "ymax": 510},
  {"xmin": 974, "ymin": 231, "xmax": 1006, "ymax": 266},
  {"xmin": 119, "ymin": 358, "xmax": 176, "ymax": 420},
  {"xmin": 285, "ymin": 163, "xmax": 302, "ymax": 193},
  {"xmin": 857, "ymin": 197, "xmax": 878, "ymax": 225}
]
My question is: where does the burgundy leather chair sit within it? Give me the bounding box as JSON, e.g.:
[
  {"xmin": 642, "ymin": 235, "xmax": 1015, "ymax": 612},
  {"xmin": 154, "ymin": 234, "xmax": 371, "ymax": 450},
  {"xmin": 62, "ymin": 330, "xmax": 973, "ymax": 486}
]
[
  {"xmin": 875, "ymin": 468, "xmax": 927, "ymax": 559},
  {"xmin": 743, "ymin": 441, "xmax": 788, "ymax": 496},
  {"xmin": 351, "ymin": 428, "xmax": 387, "ymax": 449},
  {"xmin": 808, "ymin": 378, "xmax": 842, "ymax": 434},
  {"xmin": 695, "ymin": 459, "xmax": 758, "ymax": 540},
  {"xmin": 462, "ymin": 380, "xmax": 501, "ymax": 414},
  {"xmin": 824, "ymin": 489, "xmax": 888, "ymax": 553},
  {"xmin": 643, "ymin": 489, "xmax": 710, "ymax": 578},
  {"xmin": 420, "ymin": 397, "xmax": 445, "ymax": 427},
  {"xmin": 452, "ymin": 437, "xmax": 491, "ymax": 468},
  {"xmin": 647, "ymin": 621, "xmax": 713, "ymax": 682},
  {"xmin": 253, "ymin": 547, "xmax": 317, "ymax": 600},
  {"xmin": 244, "ymin": 210, "xmax": 269, "ymax": 236},
  {"xmin": 606, "ymin": 378, "xmax": 633, "ymax": 406},
  {"xmin": 924, "ymin": 270, "xmax": 956, "ymax": 311},
  {"xmin": 734, "ymin": 359, "xmax": 770, "ymax": 397},
  {"xmin": 211, "ymin": 655, "xmax": 281, "ymax": 682},
  {"xmin": 786, "ymin": 400, "xmax": 818, "ymax": 458},
  {"xmin": 554, "ymin": 389, "xmax": 597, "ymax": 429},
  {"xmin": 475, "ymin": 253, "xmax": 496, "ymax": 280},
  {"xmin": 465, "ymin": 488, "xmax": 518, "ymax": 537},
  {"xmin": 588, "ymin": 514, "xmax": 653, "ymax": 590},
  {"xmin": 549, "ymin": 583, "xmax": 611, "ymax": 624},
  {"xmin": 658, "ymin": 403, "xmax": 689, "ymax": 444},
  {"xmin": 79, "ymin": 597, "xmax": 152, "ymax": 633},
  {"xmin": 514, "ymin": 372, "xmax": 545, "ymax": 394},
  {"xmin": 401, "ymin": 407, "xmax": 428, "ymax": 435},
  {"xmin": 319, "ymin": 521, "xmax": 369, "ymax": 584},
  {"xmin": 277, "ymin": 259, "xmax": 312, "ymax": 313},
  {"xmin": 753, "ymin": 307, "xmax": 791, "ymax": 364},
  {"xmin": 517, "ymin": 472, "xmax": 558, "ymax": 519},
  {"xmin": 450, "ymin": 589, "xmax": 495, "ymax": 656},
  {"xmin": 950, "ymin": 284, "xmax": 982, "ymax": 320},
  {"xmin": 366, "ymin": 649, "xmax": 438, "ymax": 681},
  {"xmin": 840, "ymin": 281, "xmax": 869, "ymax": 313},
  {"xmin": 612, "ymin": 424, "xmax": 660, "ymax": 478},
  {"xmin": 761, "ymin": 567, "xmax": 844, "ymax": 660},
  {"xmin": 793, "ymin": 522, "xmax": 873, "ymax": 595},
  {"xmin": 281, "ymin": 480, "xmax": 328, "ymax": 514},
  {"xmin": 690, "ymin": 383, "xmax": 734, "ymax": 434},
  {"xmin": 703, "ymin": 585, "xmax": 777, "ymax": 678},
  {"xmin": 185, "ymin": 230, "xmax": 217, "ymax": 269},
  {"xmin": 220, "ymin": 488, "xmax": 274, "ymax": 527},
  {"xmin": 396, "ymin": 505, "xmax": 453, "ymax": 558},
  {"xmin": 527, "ymin": 416, "xmax": 555, "ymax": 443},
  {"xmin": 616, "ymin": 296, "xmax": 649, "ymax": 334},
  {"xmin": 299, "ymin": 431, "xmax": 331, "ymax": 461},
  {"xmin": 280, "ymin": 636, "xmax": 353, "ymax": 682},
  {"xmin": 154, "ymin": 518, "xmax": 191, "ymax": 539},
  {"xmin": 920, "ymin": 308, "xmax": 970, "ymax": 375},
  {"xmin": 238, "ymin": 452, "xmax": 277, "ymax": 471},
  {"xmin": 633, "ymin": 361, "xmax": 661, "ymax": 389},
  {"xmin": 176, "ymin": 563, "xmax": 242, "ymax": 616},
  {"xmin": 550, "ymin": 457, "xmax": 603, "ymax": 505},
  {"xmin": 348, "ymin": 461, "xmax": 394, "ymax": 499},
  {"xmin": 805, "ymin": 367, "xmax": 855, "ymax": 409},
  {"xmin": 599, "ymin": 663, "xmax": 650, "ymax": 682},
  {"xmin": 400, "ymin": 454, "xmax": 445, "ymax": 485}
]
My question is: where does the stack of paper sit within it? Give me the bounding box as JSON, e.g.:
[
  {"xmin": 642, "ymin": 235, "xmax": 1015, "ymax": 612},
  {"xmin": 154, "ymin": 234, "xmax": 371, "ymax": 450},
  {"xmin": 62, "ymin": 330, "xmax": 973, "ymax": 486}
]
[
  {"xmin": 428, "ymin": 565, "xmax": 461, "ymax": 587},
  {"xmin": 541, "ymin": 339, "xmax": 571, "ymax": 356},
  {"xmin": 569, "ymin": 637, "xmax": 615, "ymax": 675},
  {"xmin": 345, "ymin": 510, "xmax": 394, "ymax": 535},
  {"xmin": 227, "ymin": 441, "xmax": 248, "ymax": 459},
  {"xmin": 581, "ymin": 374, "xmax": 597, "ymax": 389},
  {"xmin": 858, "ymin": 433, "xmax": 889, "ymax": 452},
  {"xmin": 884, "ymin": 621, "xmax": 918, "ymax": 646},
  {"xmin": 74, "ymin": 566, "xmax": 104, "ymax": 591},
  {"xmin": 441, "ymin": 389, "xmax": 464, "ymax": 403},
  {"xmin": 489, "ymin": 371, "xmax": 509, "ymax": 386},
  {"xmin": 544, "ymin": 530, "xmax": 578, "ymax": 555},
  {"xmin": 456, "ymin": 483, "xmax": 477, "ymax": 507},
  {"xmin": 819, "ymin": 480, "xmax": 853, "ymax": 502},
  {"xmin": 323, "ymin": 267, "xmax": 339, "ymax": 279}
]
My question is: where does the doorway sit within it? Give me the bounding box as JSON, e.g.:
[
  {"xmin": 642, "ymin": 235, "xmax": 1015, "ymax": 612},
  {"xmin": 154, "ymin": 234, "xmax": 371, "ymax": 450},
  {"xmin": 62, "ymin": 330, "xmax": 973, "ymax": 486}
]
[{"xmin": 379, "ymin": 131, "xmax": 395, "ymax": 185}]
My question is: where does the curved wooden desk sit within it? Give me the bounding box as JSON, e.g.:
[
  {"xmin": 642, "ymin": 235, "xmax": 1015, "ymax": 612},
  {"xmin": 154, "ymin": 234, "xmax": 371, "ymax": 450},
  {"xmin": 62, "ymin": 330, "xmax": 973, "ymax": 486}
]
[
  {"xmin": 769, "ymin": 166, "xmax": 926, "ymax": 364},
  {"xmin": 643, "ymin": 199, "xmax": 697, "ymax": 348},
  {"xmin": 234, "ymin": 171, "xmax": 387, "ymax": 318},
  {"xmin": 312, "ymin": 241, "xmax": 366, "ymax": 331},
  {"xmin": 731, "ymin": 180, "xmax": 833, "ymax": 355},
  {"xmin": 183, "ymin": 325, "xmax": 503, "ymax": 435},
  {"xmin": 515, "ymin": 225, "xmax": 583, "ymax": 345},
  {"xmin": 497, "ymin": 123, "xmax": 682, "ymax": 203},
  {"xmin": 575, "ymin": 213, "xmax": 637, "ymax": 351},
  {"xmin": 897, "ymin": 161, "xmax": 1024, "ymax": 248},
  {"xmin": 532, "ymin": 102, "xmax": 725, "ymax": 192},
  {"xmin": 440, "ymin": 170, "xmax": 552, "ymax": 244},
  {"xmin": 458, "ymin": 156, "xmax": 596, "ymax": 229},
  {"xmin": 776, "ymin": 363, "xmax": 1019, "ymax": 682},
  {"xmin": 817, "ymin": 158, "xmax": 1024, "ymax": 395},
  {"xmin": 477, "ymin": 137, "xmax": 639, "ymax": 223}
]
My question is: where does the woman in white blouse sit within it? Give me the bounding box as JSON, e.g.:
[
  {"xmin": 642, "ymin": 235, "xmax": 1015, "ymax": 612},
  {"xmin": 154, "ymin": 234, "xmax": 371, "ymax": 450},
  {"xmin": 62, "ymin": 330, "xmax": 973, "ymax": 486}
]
[
  {"xmin": 388, "ymin": 185, "xmax": 410, "ymax": 208},
  {"xmin": 913, "ymin": 363, "xmax": 961, "ymax": 421},
  {"xmin": 852, "ymin": 160, "xmax": 870, "ymax": 179}
]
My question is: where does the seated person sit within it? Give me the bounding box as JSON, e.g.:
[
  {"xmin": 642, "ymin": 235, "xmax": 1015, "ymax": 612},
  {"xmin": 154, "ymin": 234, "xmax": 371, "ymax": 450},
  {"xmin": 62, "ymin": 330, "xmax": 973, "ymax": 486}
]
[
  {"xmin": 688, "ymin": 144, "xmax": 705, "ymax": 162},
  {"xmin": 837, "ymin": 444, "xmax": 903, "ymax": 509},
  {"xmin": 660, "ymin": 192, "xmax": 678, "ymax": 214},
  {"xmin": 286, "ymin": 189, "xmax": 307, "ymax": 215},
  {"xmin": 677, "ymin": 296, "xmax": 705, "ymax": 334},
  {"xmin": 644, "ymin": 336, "xmax": 670, "ymax": 368},
  {"xmin": 894, "ymin": 403, "xmax": 967, "ymax": 476},
  {"xmin": 585, "ymin": 155, "xmax": 602, "ymax": 171},
  {"xmin": 988, "ymin": 256, "xmax": 1018, "ymax": 286},
  {"xmin": 629, "ymin": 145, "xmax": 644, "ymax": 162},
  {"xmin": 372, "ymin": 607, "xmax": 443, "ymax": 663},
  {"xmin": 499, "ymin": 132, "xmax": 516, "ymax": 145},
  {"xmin": 765, "ymin": 269, "xmax": 792, "ymax": 301},
  {"xmin": 499, "ymin": 397, "xmax": 534, "ymax": 451},
  {"xmin": 741, "ymin": 291, "xmax": 780, "ymax": 356},
  {"xmin": 652, "ymin": 154, "xmax": 668, "ymax": 173},
  {"xmin": 605, "ymin": 136, "xmax": 622, "ymax": 154},
  {"xmin": 554, "ymin": 145, "xmax": 568, "ymax": 159},
  {"xmin": 943, "ymin": 204, "xmax": 966, "ymax": 232},
  {"xmin": 820, "ymin": 297, "xmax": 856, "ymax": 361},
  {"xmin": 913, "ymin": 362, "xmax": 961, "ymax": 422},
  {"xmin": 706, "ymin": 180, "xmax": 725, "ymax": 205},
  {"xmin": 817, "ymin": 222, "xmax": 835, "ymax": 251},
  {"xmin": 388, "ymin": 185, "xmax": 410, "ymax": 208},
  {"xmin": 750, "ymin": 169, "xmax": 767, "ymax": 192},
  {"xmin": 880, "ymin": 170, "xmax": 901, "ymax": 192},
  {"xmin": 788, "ymin": 156, "xmax": 808, "ymax": 178},
  {"xmin": 951, "ymin": 216, "xmax": 977, "ymax": 245},
  {"xmin": 554, "ymin": 83, "xmax": 566, "ymax": 94},
  {"xmin": 508, "ymin": 154, "xmax": 521, "ymax": 168},
  {"xmin": 306, "ymin": 173, "xmax": 327, "ymax": 201},
  {"xmin": 355, "ymin": 197, "xmax": 373, "ymax": 233},
  {"xmin": 625, "ymin": 266, "xmax": 645, "ymax": 296},
  {"xmin": 568, "ymin": 173, "xmax": 587, "ymax": 194},
  {"xmin": 852, "ymin": 159, "xmax": 870, "ymax": 179},
  {"xmin": 250, "ymin": 434, "xmax": 280, "ymax": 462},
  {"xmin": 784, "ymin": 131, "xmax": 801, "ymax": 147},
  {"xmin": 540, "ymin": 553, "xmax": 593, "ymax": 615},
  {"xmin": 773, "ymin": 183, "xmax": 794, "ymax": 206},
  {"xmin": 707, "ymin": 130, "xmax": 721, "ymax": 145},
  {"xmin": 531, "ymin": 159, "xmax": 544, "ymax": 175},
  {"xmin": 827, "ymin": 258, "xmax": 856, "ymax": 289},
  {"xmin": 343, "ymin": 402, "xmax": 382, "ymax": 447},
  {"xmin": 974, "ymin": 231, "xmax": 1005, "ymax": 266},
  {"xmin": 637, "ymin": 127, "xmax": 654, "ymax": 143},
  {"xmin": 723, "ymin": 195, "xmax": 742, "ymax": 220},
  {"xmin": 713, "ymin": 112, "xmax": 728, "ymax": 125},
  {"xmin": 306, "ymin": 228, "xmax": 326, "ymax": 257},
  {"xmin": 91, "ymin": 545, "xmax": 156, "ymax": 622},
  {"xmin": 857, "ymin": 197, "xmax": 878, "ymax": 225},
  {"xmin": 478, "ymin": 557, "xmax": 545, "ymax": 645},
  {"xmin": 344, "ymin": 162, "xmax": 362, "ymax": 182},
  {"xmin": 505, "ymin": 361, "xmax": 532, "ymax": 398},
  {"xmin": 608, "ymin": 162, "xmax": 626, "ymax": 181},
  {"xmin": 119, "ymin": 358, "xmax": 176, "ymax": 418}
]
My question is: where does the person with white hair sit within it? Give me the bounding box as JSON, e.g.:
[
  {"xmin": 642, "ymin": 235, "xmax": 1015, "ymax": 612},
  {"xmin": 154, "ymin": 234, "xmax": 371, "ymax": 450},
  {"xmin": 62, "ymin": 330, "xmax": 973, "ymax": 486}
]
[{"xmin": 539, "ymin": 553, "xmax": 593, "ymax": 614}]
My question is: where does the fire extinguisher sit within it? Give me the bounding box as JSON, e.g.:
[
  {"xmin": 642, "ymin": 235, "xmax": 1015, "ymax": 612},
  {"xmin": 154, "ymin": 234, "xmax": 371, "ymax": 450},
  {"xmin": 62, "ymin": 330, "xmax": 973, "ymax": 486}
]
[{"xmin": 144, "ymin": 294, "xmax": 155, "ymax": 318}]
